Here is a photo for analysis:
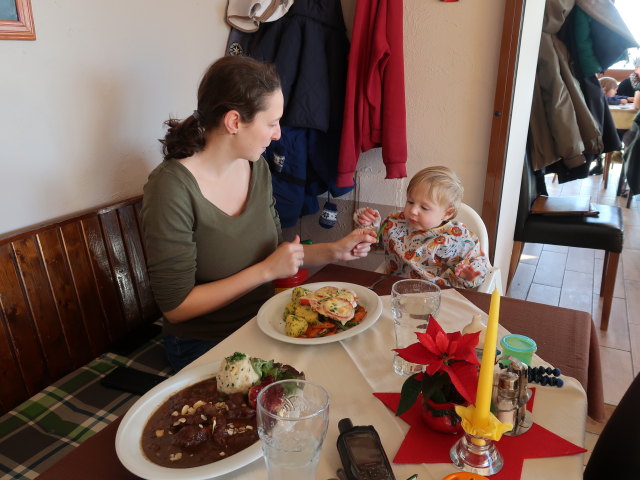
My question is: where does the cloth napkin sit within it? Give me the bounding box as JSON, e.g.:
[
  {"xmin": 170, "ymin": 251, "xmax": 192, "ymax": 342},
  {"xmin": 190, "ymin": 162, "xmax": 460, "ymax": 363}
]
[{"xmin": 374, "ymin": 389, "xmax": 586, "ymax": 480}]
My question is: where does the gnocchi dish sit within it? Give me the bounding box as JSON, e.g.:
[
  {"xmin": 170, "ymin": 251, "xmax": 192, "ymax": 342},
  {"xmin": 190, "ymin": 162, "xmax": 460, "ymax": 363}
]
[{"xmin": 282, "ymin": 286, "xmax": 367, "ymax": 338}]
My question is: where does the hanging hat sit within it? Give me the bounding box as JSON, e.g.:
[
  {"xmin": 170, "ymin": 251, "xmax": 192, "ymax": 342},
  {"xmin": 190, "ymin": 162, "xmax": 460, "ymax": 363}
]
[
  {"xmin": 319, "ymin": 200, "xmax": 338, "ymax": 229},
  {"xmin": 226, "ymin": 0, "xmax": 294, "ymax": 33}
]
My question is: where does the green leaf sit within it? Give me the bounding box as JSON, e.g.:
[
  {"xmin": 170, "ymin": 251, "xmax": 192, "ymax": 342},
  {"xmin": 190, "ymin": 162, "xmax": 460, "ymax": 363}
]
[
  {"xmin": 396, "ymin": 374, "xmax": 422, "ymax": 416},
  {"xmin": 422, "ymin": 372, "xmax": 451, "ymax": 403},
  {"xmin": 226, "ymin": 352, "xmax": 247, "ymax": 363},
  {"xmin": 250, "ymin": 357, "xmax": 272, "ymax": 377}
]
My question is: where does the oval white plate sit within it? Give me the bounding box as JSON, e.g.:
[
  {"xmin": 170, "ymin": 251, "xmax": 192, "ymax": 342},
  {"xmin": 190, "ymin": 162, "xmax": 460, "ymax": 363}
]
[
  {"xmin": 256, "ymin": 281, "xmax": 383, "ymax": 345},
  {"xmin": 115, "ymin": 361, "xmax": 262, "ymax": 480}
]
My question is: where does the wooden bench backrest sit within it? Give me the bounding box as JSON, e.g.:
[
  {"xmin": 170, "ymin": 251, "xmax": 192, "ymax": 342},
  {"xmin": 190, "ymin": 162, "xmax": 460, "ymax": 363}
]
[{"xmin": 0, "ymin": 196, "xmax": 160, "ymax": 413}]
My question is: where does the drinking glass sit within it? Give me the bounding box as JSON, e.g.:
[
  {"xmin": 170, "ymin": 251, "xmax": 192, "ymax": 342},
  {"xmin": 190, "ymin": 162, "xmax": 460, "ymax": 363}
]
[
  {"xmin": 391, "ymin": 279, "xmax": 441, "ymax": 375},
  {"xmin": 256, "ymin": 379, "xmax": 330, "ymax": 480}
]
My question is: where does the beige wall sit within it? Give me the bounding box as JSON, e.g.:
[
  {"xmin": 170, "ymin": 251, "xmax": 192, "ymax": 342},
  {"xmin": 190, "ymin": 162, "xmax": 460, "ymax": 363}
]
[
  {"xmin": 1, "ymin": 0, "xmax": 229, "ymax": 234},
  {"xmin": 1, "ymin": 0, "xmax": 543, "ymax": 285}
]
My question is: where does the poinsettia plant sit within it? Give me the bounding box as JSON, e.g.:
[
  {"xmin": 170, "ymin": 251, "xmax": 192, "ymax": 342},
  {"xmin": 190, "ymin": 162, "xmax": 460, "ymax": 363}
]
[{"xmin": 395, "ymin": 316, "xmax": 481, "ymax": 416}]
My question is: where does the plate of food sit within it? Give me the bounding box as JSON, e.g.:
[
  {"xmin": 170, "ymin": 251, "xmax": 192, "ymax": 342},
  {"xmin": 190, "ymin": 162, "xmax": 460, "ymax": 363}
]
[
  {"xmin": 256, "ymin": 281, "xmax": 383, "ymax": 345},
  {"xmin": 115, "ymin": 352, "xmax": 304, "ymax": 480}
]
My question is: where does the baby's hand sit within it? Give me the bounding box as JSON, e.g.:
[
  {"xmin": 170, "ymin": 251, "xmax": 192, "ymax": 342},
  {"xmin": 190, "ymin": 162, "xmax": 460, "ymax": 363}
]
[
  {"xmin": 357, "ymin": 207, "xmax": 380, "ymax": 227},
  {"xmin": 621, "ymin": 99, "xmax": 629, "ymax": 105},
  {"xmin": 455, "ymin": 263, "xmax": 481, "ymax": 281}
]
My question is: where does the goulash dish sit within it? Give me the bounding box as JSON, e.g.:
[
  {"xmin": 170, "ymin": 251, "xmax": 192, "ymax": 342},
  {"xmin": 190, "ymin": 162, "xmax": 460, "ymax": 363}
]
[{"xmin": 141, "ymin": 352, "xmax": 303, "ymax": 468}]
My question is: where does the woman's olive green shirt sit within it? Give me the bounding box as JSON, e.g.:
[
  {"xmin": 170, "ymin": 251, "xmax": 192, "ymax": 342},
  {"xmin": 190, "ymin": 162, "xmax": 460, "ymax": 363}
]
[{"xmin": 141, "ymin": 158, "xmax": 282, "ymax": 341}]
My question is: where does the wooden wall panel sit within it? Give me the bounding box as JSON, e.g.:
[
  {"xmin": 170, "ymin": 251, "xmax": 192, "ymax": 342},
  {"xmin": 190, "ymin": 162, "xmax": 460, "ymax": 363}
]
[
  {"xmin": 100, "ymin": 211, "xmax": 141, "ymax": 331},
  {"xmin": 0, "ymin": 244, "xmax": 34, "ymax": 409},
  {"xmin": 37, "ymin": 228, "xmax": 93, "ymax": 368},
  {"xmin": 0, "ymin": 196, "xmax": 159, "ymax": 414},
  {"xmin": 12, "ymin": 236, "xmax": 71, "ymax": 380},
  {"xmin": 60, "ymin": 222, "xmax": 110, "ymax": 358},
  {"xmin": 118, "ymin": 205, "xmax": 159, "ymax": 323},
  {"xmin": 82, "ymin": 216, "xmax": 127, "ymax": 342}
]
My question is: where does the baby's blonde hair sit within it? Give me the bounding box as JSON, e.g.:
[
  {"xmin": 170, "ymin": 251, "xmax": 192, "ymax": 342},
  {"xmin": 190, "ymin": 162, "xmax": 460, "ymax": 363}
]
[
  {"xmin": 599, "ymin": 76, "xmax": 618, "ymax": 92},
  {"xmin": 407, "ymin": 166, "xmax": 464, "ymax": 216}
]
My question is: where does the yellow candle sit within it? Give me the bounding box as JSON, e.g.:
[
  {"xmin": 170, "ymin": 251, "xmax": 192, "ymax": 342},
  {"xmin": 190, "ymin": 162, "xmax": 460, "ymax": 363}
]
[{"xmin": 473, "ymin": 288, "xmax": 500, "ymax": 427}]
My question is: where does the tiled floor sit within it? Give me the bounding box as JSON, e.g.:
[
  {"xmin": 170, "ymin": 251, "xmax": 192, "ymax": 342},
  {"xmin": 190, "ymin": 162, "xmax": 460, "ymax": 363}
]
[{"xmin": 506, "ymin": 162, "xmax": 639, "ymax": 466}]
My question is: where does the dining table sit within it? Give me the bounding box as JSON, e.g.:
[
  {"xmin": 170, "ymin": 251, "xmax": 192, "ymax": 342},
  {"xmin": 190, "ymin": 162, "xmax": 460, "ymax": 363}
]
[{"xmin": 38, "ymin": 264, "xmax": 603, "ymax": 480}]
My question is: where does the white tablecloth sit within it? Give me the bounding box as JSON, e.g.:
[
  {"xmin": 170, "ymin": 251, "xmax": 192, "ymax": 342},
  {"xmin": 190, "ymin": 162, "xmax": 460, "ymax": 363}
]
[{"xmin": 188, "ymin": 289, "xmax": 586, "ymax": 480}]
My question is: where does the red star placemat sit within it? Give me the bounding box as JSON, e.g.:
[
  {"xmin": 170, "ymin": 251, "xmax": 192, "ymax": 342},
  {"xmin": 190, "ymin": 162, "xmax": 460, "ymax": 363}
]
[{"xmin": 374, "ymin": 390, "xmax": 586, "ymax": 480}]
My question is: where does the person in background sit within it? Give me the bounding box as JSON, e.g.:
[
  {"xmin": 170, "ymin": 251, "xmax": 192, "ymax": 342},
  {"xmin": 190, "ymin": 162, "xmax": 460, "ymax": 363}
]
[
  {"xmin": 141, "ymin": 56, "xmax": 376, "ymax": 371},
  {"xmin": 598, "ymin": 76, "xmax": 633, "ymax": 105},
  {"xmin": 354, "ymin": 166, "xmax": 490, "ymax": 289},
  {"xmin": 589, "ymin": 76, "xmax": 635, "ymax": 175},
  {"xmin": 616, "ymin": 57, "xmax": 640, "ymax": 99}
]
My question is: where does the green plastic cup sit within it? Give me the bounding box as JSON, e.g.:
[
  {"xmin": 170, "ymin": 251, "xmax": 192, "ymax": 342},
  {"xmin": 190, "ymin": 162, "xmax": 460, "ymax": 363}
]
[{"xmin": 499, "ymin": 334, "xmax": 537, "ymax": 365}]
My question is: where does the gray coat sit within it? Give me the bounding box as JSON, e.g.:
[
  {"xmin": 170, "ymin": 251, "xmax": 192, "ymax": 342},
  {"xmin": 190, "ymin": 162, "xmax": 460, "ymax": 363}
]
[{"xmin": 529, "ymin": 0, "xmax": 602, "ymax": 172}]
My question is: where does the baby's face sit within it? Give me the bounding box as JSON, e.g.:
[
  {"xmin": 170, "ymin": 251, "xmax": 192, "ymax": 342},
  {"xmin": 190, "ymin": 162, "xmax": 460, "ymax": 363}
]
[
  {"xmin": 403, "ymin": 185, "xmax": 455, "ymax": 231},
  {"xmin": 605, "ymin": 87, "xmax": 617, "ymax": 98}
]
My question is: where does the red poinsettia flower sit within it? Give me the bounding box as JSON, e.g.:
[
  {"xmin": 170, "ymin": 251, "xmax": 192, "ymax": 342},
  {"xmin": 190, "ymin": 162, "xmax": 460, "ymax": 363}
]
[{"xmin": 394, "ymin": 317, "xmax": 480, "ymax": 404}]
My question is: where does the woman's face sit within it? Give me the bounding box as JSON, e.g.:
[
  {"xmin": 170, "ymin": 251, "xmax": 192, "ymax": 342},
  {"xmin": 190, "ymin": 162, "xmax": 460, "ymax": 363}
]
[
  {"xmin": 237, "ymin": 89, "xmax": 283, "ymax": 161},
  {"xmin": 403, "ymin": 184, "xmax": 455, "ymax": 231}
]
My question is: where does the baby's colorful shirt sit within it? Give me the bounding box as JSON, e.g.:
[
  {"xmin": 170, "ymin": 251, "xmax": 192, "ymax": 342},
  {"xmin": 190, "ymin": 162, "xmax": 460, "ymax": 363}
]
[{"xmin": 355, "ymin": 209, "xmax": 490, "ymax": 288}]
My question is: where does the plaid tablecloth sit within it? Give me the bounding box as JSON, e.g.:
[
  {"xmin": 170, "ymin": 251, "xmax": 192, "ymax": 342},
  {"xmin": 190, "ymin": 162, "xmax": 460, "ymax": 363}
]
[{"xmin": 0, "ymin": 332, "xmax": 171, "ymax": 480}]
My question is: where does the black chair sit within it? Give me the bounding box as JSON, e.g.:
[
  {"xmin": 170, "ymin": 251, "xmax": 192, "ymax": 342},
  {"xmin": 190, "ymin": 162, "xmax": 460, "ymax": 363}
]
[
  {"xmin": 508, "ymin": 156, "xmax": 624, "ymax": 330},
  {"xmin": 583, "ymin": 372, "xmax": 640, "ymax": 479}
]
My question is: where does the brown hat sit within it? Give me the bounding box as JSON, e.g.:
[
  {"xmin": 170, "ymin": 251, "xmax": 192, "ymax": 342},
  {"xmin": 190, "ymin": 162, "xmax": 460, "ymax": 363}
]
[{"xmin": 226, "ymin": 0, "xmax": 294, "ymax": 33}]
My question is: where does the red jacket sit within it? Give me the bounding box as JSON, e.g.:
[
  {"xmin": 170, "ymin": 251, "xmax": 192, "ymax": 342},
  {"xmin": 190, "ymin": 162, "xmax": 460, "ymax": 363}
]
[{"xmin": 336, "ymin": 0, "xmax": 407, "ymax": 187}]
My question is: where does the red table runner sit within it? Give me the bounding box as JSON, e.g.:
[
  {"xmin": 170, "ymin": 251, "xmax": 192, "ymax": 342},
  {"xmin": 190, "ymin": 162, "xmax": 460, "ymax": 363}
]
[{"xmin": 374, "ymin": 390, "xmax": 586, "ymax": 480}]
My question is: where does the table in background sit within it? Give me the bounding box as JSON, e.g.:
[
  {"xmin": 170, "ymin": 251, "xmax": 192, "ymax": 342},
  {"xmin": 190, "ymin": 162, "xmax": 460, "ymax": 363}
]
[{"xmin": 38, "ymin": 264, "xmax": 601, "ymax": 480}]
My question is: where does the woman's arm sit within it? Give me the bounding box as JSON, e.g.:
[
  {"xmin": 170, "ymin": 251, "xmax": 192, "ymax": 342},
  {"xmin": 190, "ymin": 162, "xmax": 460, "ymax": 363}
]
[
  {"xmin": 164, "ymin": 237, "xmax": 304, "ymax": 323},
  {"xmin": 167, "ymin": 230, "xmax": 376, "ymax": 322},
  {"xmin": 300, "ymin": 229, "xmax": 376, "ymax": 267}
]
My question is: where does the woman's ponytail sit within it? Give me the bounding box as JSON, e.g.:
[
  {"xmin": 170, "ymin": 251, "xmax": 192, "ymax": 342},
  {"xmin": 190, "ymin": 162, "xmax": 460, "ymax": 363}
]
[{"xmin": 160, "ymin": 113, "xmax": 205, "ymax": 161}]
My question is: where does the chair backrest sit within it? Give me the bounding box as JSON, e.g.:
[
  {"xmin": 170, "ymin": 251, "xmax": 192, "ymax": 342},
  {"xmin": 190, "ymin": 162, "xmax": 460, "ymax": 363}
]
[
  {"xmin": 514, "ymin": 153, "xmax": 539, "ymax": 239},
  {"xmin": 456, "ymin": 203, "xmax": 490, "ymax": 257}
]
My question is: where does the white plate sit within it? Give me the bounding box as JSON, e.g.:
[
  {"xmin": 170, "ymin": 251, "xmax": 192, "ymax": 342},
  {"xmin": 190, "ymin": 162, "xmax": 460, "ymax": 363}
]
[
  {"xmin": 256, "ymin": 281, "xmax": 383, "ymax": 345},
  {"xmin": 115, "ymin": 361, "xmax": 262, "ymax": 480}
]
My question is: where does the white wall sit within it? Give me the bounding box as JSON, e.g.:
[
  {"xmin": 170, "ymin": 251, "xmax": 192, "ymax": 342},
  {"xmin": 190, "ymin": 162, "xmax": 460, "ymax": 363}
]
[
  {"xmin": 1, "ymin": 0, "xmax": 540, "ymax": 285},
  {"xmin": 1, "ymin": 0, "xmax": 228, "ymax": 234}
]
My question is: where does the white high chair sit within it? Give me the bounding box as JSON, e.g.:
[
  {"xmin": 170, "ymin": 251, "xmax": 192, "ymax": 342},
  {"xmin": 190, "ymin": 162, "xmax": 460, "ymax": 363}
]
[
  {"xmin": 373, "ymin": 203, "xmax": 503, "ymax": 294},
  {"xmin": 455, "ymin": 203, "xmax": 503, "ymax": 294}
]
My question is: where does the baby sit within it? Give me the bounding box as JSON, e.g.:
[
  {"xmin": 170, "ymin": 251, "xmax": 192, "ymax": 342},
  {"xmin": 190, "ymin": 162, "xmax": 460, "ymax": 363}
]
[
  {"xmin": 354, "ymin": 166, "xmax": 490, "ymax": 289},
  {"xmin": 599, "ymin": 76, "xmax": 633, "ymax": 106}
]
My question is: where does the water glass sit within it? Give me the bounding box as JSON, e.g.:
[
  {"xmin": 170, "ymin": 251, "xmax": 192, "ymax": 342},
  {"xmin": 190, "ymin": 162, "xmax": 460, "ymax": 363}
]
[
  {"xmin": 391, "ymin": 279, "xmax": 441, "ymax": 375},
  {"xmin": 256, "ymin": 379, "xmax": 330, "ymax": 480}
]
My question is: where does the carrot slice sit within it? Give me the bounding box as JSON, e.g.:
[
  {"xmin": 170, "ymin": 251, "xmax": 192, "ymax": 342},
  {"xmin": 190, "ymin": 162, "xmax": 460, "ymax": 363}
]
[{"xmin": 351, "ymin": 305, "xmax": 367, "ymax": 323}]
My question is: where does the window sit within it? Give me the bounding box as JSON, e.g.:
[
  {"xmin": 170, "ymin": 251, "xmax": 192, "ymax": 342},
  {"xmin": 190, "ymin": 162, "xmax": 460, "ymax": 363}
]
[{"xmin": 611, "ymin": 0, "xmax": 640, "ymax": 69}]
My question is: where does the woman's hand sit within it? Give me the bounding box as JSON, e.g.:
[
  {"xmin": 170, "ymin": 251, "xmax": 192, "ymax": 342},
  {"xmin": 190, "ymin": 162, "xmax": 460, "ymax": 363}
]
[
  {"xmin": 335, "ymin": 229, "xmax": 377, "ymax": 261},
  {"xmin": 262, "ymin": 235, "xmax": 305, "ymax": 280}
]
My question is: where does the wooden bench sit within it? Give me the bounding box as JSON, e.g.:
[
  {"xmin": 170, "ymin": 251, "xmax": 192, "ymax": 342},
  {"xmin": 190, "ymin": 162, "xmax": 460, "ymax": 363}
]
[{"xmin": 0, "ymin": 196, "xmax": 161, "ymax": 414}]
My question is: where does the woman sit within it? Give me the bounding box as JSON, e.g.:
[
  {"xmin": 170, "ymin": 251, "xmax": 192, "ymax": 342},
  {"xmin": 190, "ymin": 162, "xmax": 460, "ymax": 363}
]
[{"xmin": 142, "ymin": 56, "xmax": 375, "ymax": 371}]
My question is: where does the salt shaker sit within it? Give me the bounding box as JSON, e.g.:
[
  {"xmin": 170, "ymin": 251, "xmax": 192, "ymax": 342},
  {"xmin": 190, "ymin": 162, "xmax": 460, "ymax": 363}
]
[{"xmin": 495, "ymin": 371, "xmax": 518, "ymax": 429}]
